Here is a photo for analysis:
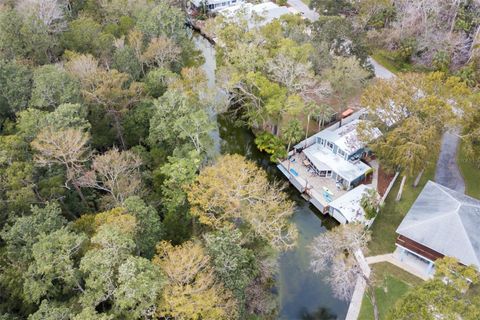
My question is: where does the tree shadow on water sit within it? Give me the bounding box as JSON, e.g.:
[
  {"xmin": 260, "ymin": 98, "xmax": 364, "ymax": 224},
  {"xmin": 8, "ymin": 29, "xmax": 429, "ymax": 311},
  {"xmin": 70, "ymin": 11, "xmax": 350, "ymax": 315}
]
[{"xmin": 299, "ymin": 306, "xmax": 337, "ymax": 320}]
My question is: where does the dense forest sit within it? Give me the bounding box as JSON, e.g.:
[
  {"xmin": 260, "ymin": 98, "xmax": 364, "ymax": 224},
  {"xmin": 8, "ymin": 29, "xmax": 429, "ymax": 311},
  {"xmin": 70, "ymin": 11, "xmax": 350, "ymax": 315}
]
[{"xmin": 0, "ymin": 0, "xmax": 479, "ymax": 319}]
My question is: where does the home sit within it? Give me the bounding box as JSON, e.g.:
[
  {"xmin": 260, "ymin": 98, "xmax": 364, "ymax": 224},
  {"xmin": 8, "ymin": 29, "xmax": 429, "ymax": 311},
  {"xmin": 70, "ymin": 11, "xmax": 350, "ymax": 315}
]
[
  {"xmin": 190, "ymin": 0, "xmax": 245, "ymax": 13},
  {"xmin": 395, "ymin": 181, "xmax": 480, "ymax": 275},
  {"xmin": 278, "ymin": 110, "xmax": 380, "ymax": 224},
  {"xmin": 219, "ymin": 2, "xmax": 295, "ymax": 28}
]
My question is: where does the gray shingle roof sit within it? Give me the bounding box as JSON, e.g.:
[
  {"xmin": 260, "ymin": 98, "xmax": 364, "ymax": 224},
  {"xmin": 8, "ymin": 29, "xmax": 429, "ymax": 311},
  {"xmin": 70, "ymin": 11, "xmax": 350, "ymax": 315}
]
[{"xmin": 396, "ymin": 180, "xmax": 480, "ymax": 268}]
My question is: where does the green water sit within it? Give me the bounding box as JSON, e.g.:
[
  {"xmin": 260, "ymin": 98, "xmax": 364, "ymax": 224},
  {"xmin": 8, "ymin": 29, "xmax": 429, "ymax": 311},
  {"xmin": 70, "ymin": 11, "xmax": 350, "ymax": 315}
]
[{"xmin": 194, "ymin": 35, "xmax": 349, "ymax": 320}]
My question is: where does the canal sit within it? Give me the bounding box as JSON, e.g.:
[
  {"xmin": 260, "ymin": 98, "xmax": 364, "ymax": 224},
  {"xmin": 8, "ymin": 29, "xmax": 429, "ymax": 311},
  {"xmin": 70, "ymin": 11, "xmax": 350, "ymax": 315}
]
[{"xmin": 193, "ymin": 34, "xmax": 349, "ymax": 320}]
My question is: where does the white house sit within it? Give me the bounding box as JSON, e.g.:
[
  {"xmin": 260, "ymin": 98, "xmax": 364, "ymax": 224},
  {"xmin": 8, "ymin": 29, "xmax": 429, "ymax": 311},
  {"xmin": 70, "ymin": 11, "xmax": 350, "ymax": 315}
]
[
  {"xmin": 219, "ymin": 2, "xmax": 295, "ymax": 28},
  {"xmin": 300, "ymin": 118, "xmax": 380, "ymax": 190},
  {"xmin": 278, "ymin": 110, "xmax": 381, "ymax": 224},
  {"xmin": 190, "ymin": 0, "xmax": 245, "ymax": 12}
]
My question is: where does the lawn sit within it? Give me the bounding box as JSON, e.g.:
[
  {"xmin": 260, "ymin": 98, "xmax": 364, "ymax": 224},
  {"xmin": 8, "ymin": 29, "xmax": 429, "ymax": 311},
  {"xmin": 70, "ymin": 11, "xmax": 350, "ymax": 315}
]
[
  {"xmin": 367, "ymin": 161, "xmax": 437, "ymax": 256},
  {"xmin": 358, "ymin": 262, "xmax": 423, "ymax": 320},
  {"xmin": 457, "ymin": 141, "xmax": 480, "ymax": 198},
  {"xmin": 300, "ymin": 0, "xmax": 311, "ymax": 6}
]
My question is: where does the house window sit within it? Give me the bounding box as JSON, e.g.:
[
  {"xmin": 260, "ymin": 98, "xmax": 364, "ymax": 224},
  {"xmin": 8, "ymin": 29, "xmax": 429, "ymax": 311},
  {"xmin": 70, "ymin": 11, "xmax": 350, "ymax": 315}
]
[
  {"xmin": 337, "ymin": 148, "xmax": 346, "ymax": 158},
  {"xmin": 326, "ymin": 141, "xmax": 334, "ymax": 150}
]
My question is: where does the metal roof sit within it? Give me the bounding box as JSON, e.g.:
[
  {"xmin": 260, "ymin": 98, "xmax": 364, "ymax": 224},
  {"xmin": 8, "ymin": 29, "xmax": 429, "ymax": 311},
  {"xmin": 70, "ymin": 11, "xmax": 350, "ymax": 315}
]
[{"xmin": 396, "ymin": 181, "xmax": 480, "ymax": 268}]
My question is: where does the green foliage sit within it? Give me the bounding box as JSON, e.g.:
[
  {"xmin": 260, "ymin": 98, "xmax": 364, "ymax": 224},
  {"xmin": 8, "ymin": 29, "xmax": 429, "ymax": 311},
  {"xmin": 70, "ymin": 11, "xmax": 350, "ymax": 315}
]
[
  {"xmin": 122, "ymin": 101, "xmax": 154, "ymax": 147},
  {"xmin": 432, "ymin": 51, "xmax": 451, "ymax": 72},
  {"xmin": 1, "ymin": 203, "xmax": 66, "ymax": 262},
  {"xmin": 123, "ymin": 196, "xmax": 163, "ymax": 258},
  {"xmin": 135, "ymin": 2, "xmax": 188, "ymax": 44},
  {"xmin": 204, "ymin": 229, "xmax": 258, "ymax": 304},
  {"xmin": 23, "ymin": 228, "xmax": 86, "ymax": 303},
  {"xmin": 30, "ymin": 65, "xmax": 81, "ymax": 110},
  {"xmin": 28, "ymin": 300, "xmax": 71, "ymax": 320},
  {"xmin": 144, "ymin": 67, "xmax": 176, "ymax": 98},
  {"xmin": 112, "ymin": 46, "xmax": 143, "ymax": 80},
  {"xmin": 62, "ymin": 17, "xmax": 114, "ymax": 57},
  {"xmin": 255, "ymin": 132, "xmax": 287, "ymax": 162},
  {"xmin": 0, "ymin": 60, "xmax": 32, "ymax": 117}
]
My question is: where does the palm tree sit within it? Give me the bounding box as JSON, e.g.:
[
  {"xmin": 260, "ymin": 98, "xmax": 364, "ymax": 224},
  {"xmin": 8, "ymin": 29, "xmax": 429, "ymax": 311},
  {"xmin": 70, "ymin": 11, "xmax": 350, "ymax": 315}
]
[
  {"xmin": 283, "ymin": 119, "xmax": 303, "ymax": 154},
  {"xmin": 317, "ymin": 104, "xmax": 334, "ymax": 130}
]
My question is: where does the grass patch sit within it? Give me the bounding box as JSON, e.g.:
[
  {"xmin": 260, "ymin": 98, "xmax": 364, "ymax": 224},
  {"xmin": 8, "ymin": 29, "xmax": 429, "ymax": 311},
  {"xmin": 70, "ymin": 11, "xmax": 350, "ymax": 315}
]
[
  {"xmin": 457, "ymin": 141, "xmax": 480, "ymax": 198},
  {"xmin": 358, "ymin": 262, "xmax": 422, "ymax": 320},
  {"xmin": 368, "ymin": 161, "xmax": 437, "ymax": 256},
  {"xmin": 371, "ymin": 50, "xmax": 414, "ymax": 74},
  {"xmin": 300, "ymin": 0, "xmax": 311, "ymax": 6}
]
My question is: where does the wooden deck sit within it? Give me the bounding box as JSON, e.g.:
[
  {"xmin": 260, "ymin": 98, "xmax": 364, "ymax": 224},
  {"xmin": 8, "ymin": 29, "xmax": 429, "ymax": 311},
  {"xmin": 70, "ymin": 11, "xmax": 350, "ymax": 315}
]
[{"xmin": 279, "ymin": 153, "xmax": 347, "ymax": 214}]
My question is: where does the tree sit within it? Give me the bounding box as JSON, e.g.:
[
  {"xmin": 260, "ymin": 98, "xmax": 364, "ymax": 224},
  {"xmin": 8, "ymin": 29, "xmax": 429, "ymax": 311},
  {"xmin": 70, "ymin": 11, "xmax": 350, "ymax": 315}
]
[
  {"xmin": 31, "ymin": 127, "xmax": 91, "ymax": 204},
  {"xmin": 148, "ymin": 90, "xmax": 215, "ymax": 155},
  {"xmin": 360, "ymin": 188, "xmax": 382, "ymax": 220},
  {"xmin": 388, "ymin": 257, "xmax": 480, "ymax": 320},
  {"xmin": 79, "ymin": 148, "xmax": 142, "ymax": 207},
  {"xmin": 153, "ymin": 240, "xmax": 238, "ymax": 319},
  {"xmin": 113, "ymin": 256, "xmax": 164, "ymax": 319},
  {"xmin": 62, "ymin": 16, "xmax": 114, "ymax": 58},
  {"xmin": 157, "ymin": 150, "xmax": 201, "ymax": 213},
  {"xmin": 282, "ymin": 119, "xmax": 303, "ymax": 153},
  {"xmin": 79, "ymin": 219, "xmax": 137, "ymax": 308},
  {"xmin": 188, "ymin": 154, "xmax": 298, "ymax": 250},
  {"xmin": 309, "ymin": 224, "xmax": 379, "ymax": 320},
  {"xmin": 66, "ymin": 54, "xmax": 144, "ymax": 148},
  {"xmin": 0, "ymin": 8, "xmax": 26, "ymax": 61},
  {"xmin": 112, "ymin": 46, "xmax": 142, "ymax": 81},
  {"xmin": 141, "ymin": 36, "xmax": 181, "ymax": 68},
  {"xmin": 23, "ymin": 228, "xmax": 86, "ymax": 304},
  {"xmin": 135, "ymin": 2, "xmax": 188, "ymax": 44},
  {"xmin": 323, "ymin": 56, "xmax": 370, "ymax": 112},
  {"xmin": 28, "ymin": 300, "xmax": 71, "ymax": 320},
  {"xmin": 29, "ymin": 65, "xmax": 81, "ymax": 110},
  {"xmin": 123, "ymin": 196, "xmax": 163, "ymax": 258},
  {"xmin": 0, "ymin": 60, "xmax": 32, "ymax": 117},
  {"xmin": 204, "ymin": 229, "xmax": 257, "ymax": 312},
  {"xmin": 360, "ymin": 72, "xmax": 469, "ymax": 180},
  {"xmin": 0, "ymin": 203, "xmax": 67, "ymax": 309}
]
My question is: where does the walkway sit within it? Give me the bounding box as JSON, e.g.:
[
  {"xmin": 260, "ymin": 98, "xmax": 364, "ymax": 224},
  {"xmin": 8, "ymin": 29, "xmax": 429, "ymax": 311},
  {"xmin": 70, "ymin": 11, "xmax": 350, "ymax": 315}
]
[
  {"xmin": 435, "ymin": 127, "xmax": 465, "ymax": 193},
  {"xmin": 365, "ymin": 253, "xmax": 430, "ymax": 281}
]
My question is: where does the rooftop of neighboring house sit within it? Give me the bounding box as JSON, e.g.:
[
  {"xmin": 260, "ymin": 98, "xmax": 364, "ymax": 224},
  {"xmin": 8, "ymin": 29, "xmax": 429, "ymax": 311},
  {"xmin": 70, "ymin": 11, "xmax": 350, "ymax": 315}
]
[
  {"xmin": 396, "ymin": 180, "xmax": 480, "ymax": 269},
  {"xmin": 218, "ymin": 1, "xmax": 294, "ymax": 28},
  {"xmin": 329, "ymin": 184, "xmax": 373, "ymax": 223},
  {"xmin": 191, "ymin": 0, "xmax": 244, "ymax": 7},
  {"xmin": 304, "ymin": 144, "xmax": 371, "ymax": 183}
]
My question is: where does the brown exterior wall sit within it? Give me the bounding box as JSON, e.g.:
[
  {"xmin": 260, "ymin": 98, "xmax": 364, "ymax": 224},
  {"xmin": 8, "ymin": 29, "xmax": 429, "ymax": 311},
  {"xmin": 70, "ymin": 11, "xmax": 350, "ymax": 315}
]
[{"xmin": 396, "ymin": 235, "xmax": 444, "ymax": 262}]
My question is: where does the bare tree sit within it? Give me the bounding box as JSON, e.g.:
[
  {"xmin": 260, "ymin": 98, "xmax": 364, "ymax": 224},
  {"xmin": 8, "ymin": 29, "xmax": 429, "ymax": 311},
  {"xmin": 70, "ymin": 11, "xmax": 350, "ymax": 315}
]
[
  {"xmin": 78, "ymin": 148, "xmax": 143, "ymax": 207},
  {"xmin": 17, "ymin": 0, "xmax": 68, "ymax": 33},
  {"xmin": 309, "ymin": 224, "xmax": 379, "ymax": 320},
  {"xmin": 141, "ymin": 36, "xmax": 181, "ymax": 68},
  {"xmin": 31, "ymin": 127, "xmax": 92, "ymax": 204}
]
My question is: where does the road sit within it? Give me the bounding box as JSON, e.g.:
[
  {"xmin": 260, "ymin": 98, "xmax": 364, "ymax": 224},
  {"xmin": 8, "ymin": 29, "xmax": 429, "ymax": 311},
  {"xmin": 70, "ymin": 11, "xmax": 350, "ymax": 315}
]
[
  {"xmin": 286, "ymin": 1, "xmax": 394, "ymax": 80},
  {"xmin": 367, "ymin": 57, "xmax": 395, "ymax": 79},
  {"xmin": 435, "ymin": 128, "xmax": 465, "ymax": 193},
  {"xmin": 287, "ymin": 0, "xmax": 319, "ymax": 21}
]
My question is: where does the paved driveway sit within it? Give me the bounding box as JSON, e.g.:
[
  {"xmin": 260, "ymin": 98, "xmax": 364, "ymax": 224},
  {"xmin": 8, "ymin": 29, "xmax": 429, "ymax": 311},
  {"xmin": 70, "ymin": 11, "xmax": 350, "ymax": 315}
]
[
  {"xmin": 367, "ymin": 57, "xmax": 395, "ymax": 79},
  {"xmin": 287, "ymin": 0, "xmax": 319, "ymax": 21},
  {"xmin": 435, "ymin": 128, "xmax": 465, "ymax": 193}
]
